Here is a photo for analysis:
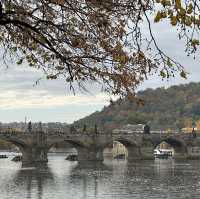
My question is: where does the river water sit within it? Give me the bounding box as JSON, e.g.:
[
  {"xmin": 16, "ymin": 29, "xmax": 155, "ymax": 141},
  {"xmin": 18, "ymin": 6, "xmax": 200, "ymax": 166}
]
[{"xmin": 1, "ymin": 153, "xmax": 200, "ymax": 199}]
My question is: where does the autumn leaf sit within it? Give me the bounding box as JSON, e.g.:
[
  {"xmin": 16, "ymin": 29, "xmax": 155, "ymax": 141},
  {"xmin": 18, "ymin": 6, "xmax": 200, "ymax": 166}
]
[
  {"xmin": 160, "ymin": 70, "xmax": 166, "ymax": 78},
  {"xmin": 154, "ymin": 11, "xmax": 162, "ymax": 22},
  {"xmin": 180, "ymin": 70, "xmax": 187, "ymax": 79}
]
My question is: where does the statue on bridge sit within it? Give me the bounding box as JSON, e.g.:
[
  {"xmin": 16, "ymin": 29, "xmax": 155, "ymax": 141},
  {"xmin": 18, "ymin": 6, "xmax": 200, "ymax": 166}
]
[
  {"xmin": 27, "ymin": 121, "xmax": 32, "ymax": 133},
  {"xmin": 143, "ymin": 124, "xmax": 150, "ymax": 134},
  {"xmin": 192, "ymin": 127, "xmax": 196, "ymax": 138},
  {"xmin": 83, "ymin": 124, "xmax": 87, "ymax": 132},
  {"xmin": 192, "ymin": 119, "xmax": 196, "ymax": 138}
]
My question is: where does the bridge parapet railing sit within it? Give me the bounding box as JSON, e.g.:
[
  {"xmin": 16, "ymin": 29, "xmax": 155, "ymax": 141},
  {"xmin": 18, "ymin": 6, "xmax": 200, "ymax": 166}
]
[
  {"xmin": 112, "ymin": 130, "xmax": 180, "ymax": 134},
  {"xmin": 0, "ymin": 130, "xmax": 25, "ymax": 135},
  {"xmin": 150, "ymin": 131, "xmax": 169, "ymax": 134},
  {"xmin": 112, "ymin": 130, "xmax": 144, "ymax": 134}
]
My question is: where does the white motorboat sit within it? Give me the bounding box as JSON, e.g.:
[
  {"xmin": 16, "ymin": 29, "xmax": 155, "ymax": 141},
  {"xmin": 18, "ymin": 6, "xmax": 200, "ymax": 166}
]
[{"xmin": 154, "ymin": 149, "xmax": 173, "ymax": 159}]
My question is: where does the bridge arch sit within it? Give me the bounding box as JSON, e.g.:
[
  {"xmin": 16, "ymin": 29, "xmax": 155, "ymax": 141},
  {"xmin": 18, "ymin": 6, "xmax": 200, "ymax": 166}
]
[
  {"xmin": 102, "ymin": 137, "xmax": 141, "ymax": 161},
  {"xmin": 47, "ymin": 136, "xmax": 88, "ymax": 149},
  {"xmin": 154, "ymin": 137, "xmax": 187, "ymax": 159},
  {"xmin": 47, "ymin": 140, "xmax": 78, "ymax": 158},
  {"xmin": 0, "ymin": 136, "xmax": 34, "ymax": 163},
  {"xmin": 47, "ymin": 139, "xmax": 88, "ymax": 152},
  {"xmin": 47, "ymin": 139, "xmax": 96, "ymax": 163},
  {"xmin": 0, "ymin": 135, "xmax": 28, "ymax": 148}
]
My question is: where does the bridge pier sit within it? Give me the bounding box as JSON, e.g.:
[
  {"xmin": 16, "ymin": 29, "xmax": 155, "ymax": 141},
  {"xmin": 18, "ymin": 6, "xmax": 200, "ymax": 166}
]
[
  {"xmin": 20, "ymin": 131, "xmax": 48, "ymax": 164},
  {"xmin": 140, "ymin": 146, "xmax": 154, "ymax": 160},
  {"xmin": 127, "ymin": 146, "xmax": 142, "ymax": 162},
  {"xmin": 186, "ymin": 146, "xmax": 200, "ymax": 159},
  {"xmin": 126, "ymin": 146, "xmax": 154, "ymax": 162},
  {"xmin": 76, "ymin": 147, "xmax": 103, "ymax": 163},
  {"xmin": 21, "ymin": 146, "xmax": 48, "ymax": 164},
  {"xmin": 173, "ymin": 151, "xmax": 188, "ymax": 160}
]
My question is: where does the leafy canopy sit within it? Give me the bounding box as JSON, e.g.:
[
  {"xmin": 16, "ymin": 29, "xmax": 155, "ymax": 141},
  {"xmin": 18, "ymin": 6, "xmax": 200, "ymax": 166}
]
[{"xmin": 0, "ymin": 0, "xmax": 198, "ymax": 98}]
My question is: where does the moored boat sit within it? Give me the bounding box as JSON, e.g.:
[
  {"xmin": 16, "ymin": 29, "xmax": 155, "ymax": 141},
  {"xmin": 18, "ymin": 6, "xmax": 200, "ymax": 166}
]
[
  {"xmin": 0, "ymin": 154, "xmax": 8, "ymax": 159},
  {"xmin": 154, "ymin": 149, "xmax": 173, "ymax": 159}
]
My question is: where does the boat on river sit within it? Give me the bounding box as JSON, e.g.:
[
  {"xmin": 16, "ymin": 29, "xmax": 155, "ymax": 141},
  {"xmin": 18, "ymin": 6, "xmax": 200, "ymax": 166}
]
[
  {"xmin": 0, "ymin": 154, "xmax": 8, "ymax": 159},
  {"xmin": 154, "ymin": 149, "xmax": 173, "ymax": 159}
]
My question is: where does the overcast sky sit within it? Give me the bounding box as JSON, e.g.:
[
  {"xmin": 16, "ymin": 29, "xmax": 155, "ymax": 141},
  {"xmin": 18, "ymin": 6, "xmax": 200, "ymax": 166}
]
[{"xmin": 0, "ymin": 19, "xmax": 200, "ymax": 123}]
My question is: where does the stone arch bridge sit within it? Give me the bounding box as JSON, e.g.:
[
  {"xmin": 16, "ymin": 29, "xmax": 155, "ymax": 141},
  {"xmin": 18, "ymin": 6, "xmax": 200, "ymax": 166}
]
[{"xmin": 1, "ymin": 130, "xmax": 200, "ymax": 164}]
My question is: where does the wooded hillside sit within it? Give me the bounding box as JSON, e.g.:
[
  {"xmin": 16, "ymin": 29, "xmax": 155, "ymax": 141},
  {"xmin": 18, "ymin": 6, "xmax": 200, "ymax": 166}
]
[{"xmin": 74, "ymin": 82, "xmax": 200, "ymax": 131}]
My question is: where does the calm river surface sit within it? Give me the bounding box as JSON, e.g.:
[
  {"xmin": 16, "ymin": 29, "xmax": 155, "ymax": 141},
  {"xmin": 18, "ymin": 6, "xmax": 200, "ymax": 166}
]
[{"xmin": 1, "ymin": 153, "xmax": 200, "ymax": 199}]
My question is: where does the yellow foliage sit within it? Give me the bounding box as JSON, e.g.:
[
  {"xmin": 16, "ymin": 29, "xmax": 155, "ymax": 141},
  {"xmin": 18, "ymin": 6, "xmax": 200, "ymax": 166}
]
[
  {"xmin": 185, "ymin": 17, "xmax": 192, "ymax": 26},
  {"xmin": 184, "ymin": 118, "xmax": 192, "ymax": 128},
  {"xmin": 196, "ymin": 119, "xmax": 200, "ymax": 130},
  {"xmin": 187, "ymin": 3, "xmax": 193, "ymax": 14},
  {"xmin": 154, "ymin": 11, "xmax": 162, "ymax": 23},
  {"xmin": 175, "ymin": 0, "xmax": 182, "ymax": 9},
  {"xmin": 170, "ymin": 16, "xmax": 177, "ymax": 26},
  {"xmin": 191, "ymin": 39, "xmax": 200, "ymax": 46}
]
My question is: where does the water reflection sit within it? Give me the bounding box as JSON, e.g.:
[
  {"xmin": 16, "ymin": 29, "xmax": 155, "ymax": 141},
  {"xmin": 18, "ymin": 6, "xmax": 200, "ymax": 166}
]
[
  {"xmin": 67, "ymin": 162, "xmax": 112, "ymax": 199},
  {"xmin": 2, "ymin": 155, "xmax": 200, "ymax": 198},
  {"xmin": 13, "ymin": 165, "xmax": 54, "ymax": 199}
]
